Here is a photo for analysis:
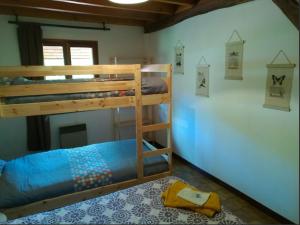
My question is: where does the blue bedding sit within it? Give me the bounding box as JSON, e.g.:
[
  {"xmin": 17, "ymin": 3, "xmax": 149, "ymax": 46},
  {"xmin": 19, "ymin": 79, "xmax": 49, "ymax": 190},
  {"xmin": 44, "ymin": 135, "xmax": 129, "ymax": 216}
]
[{"xmin": 0, "ymin": 139, "xmax": 168, "ymax": 209}]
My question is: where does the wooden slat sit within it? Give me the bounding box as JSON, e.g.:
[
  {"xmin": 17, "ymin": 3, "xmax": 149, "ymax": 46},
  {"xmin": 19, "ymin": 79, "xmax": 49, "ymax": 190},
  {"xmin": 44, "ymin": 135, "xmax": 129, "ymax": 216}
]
[
  {"xmin": 0, "ymin": 65, "xmax": 139, "ymax": 77},
  {"xmin": 142, "ymin": 93, "xmax": 170, "ymax": 105},
  {"xmin": 0, "ymin": 81, "xmax": 135, "ymax": 97},
  {"xmin": 0, "ymin": 5, "xmax": 145, "ymax": 26},
  {"xmin": 153, "ymin": 0, "xmax": 195, "ymax": 7},
  {"xmin": 143, "ymin": 147, "xmax": 172, "ymax": 158},
  {"xmin": 0, "ymin": 0, "xmax": 157, "ymax": 22},
  {"xmin": 134, "ymin": 66, "xmax": 144, "ymax": 179},
  {"xmin": 143, "ymin": 122, "xmax": 170, "ymax": 132},
  {"xmin": 167, "ymin": 65, "xmax": 173, "ymax": 171},
  {"xmin": 2, "ymin": 170, "xmax": 171, "ymax": 220},
  {"xmin": 0, "ymin": 94, "xmax": 170, "ymax": 118},
  {"xmin": 51, "ymin": 0, "xmax": 175, "ymax": 15},
  {"xmin": 2, "ymin": 178, "xmax": 139, "ymax": 220},
  {"xmin": 141, "ymin": 64, "xmax": 171, "ymax": 73},
  {"xmin": 0, "ymin": 96, "xmax": 135, "ymax": 117}
]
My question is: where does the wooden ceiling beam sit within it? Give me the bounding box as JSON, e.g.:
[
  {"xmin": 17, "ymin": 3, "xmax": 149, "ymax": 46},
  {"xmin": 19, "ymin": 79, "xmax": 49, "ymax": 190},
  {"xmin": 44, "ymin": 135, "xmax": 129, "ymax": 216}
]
[
  {"xmin": 0, "ymin": 0, "xmax": 157, "ymax": 22},
  {"xmin": 0, "ymin": 5, "xmax": 145, "ymax": 26},
  {"xmin": 145, "ymin": 0, "xmax": 253, "ymax": 33},
  {"xmin": 50, "ymin": 0, "xmax": 175, "ymax": 15},
  {"xmin": 151, "ymin": 0, "xmax": 195, "ymax": 7},
  {"xmin": 272, "ymin": 0, "xmax": 299, "ymax": 30}
]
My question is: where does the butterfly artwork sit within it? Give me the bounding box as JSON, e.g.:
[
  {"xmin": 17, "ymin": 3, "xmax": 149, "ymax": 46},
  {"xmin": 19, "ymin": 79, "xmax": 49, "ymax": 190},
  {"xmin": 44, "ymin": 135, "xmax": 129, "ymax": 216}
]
[
  {"xmin": 263, "ymin": 50, "xmax": 295, "ymax": 111},
  {"xmin": 269, "ymin": 75, "xmax": 286, "ymax": 98},
  {"xmin": 272, "ymin": 75, "xmax": 285, "ymax": 86}
]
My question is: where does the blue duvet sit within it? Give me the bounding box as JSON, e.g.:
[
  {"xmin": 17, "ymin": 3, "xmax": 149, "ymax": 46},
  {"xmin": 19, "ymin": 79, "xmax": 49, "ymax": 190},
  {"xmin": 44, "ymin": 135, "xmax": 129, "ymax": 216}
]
[{"xmin": 0, "ymin": 139, "xmax": 168, "ymax": 208}]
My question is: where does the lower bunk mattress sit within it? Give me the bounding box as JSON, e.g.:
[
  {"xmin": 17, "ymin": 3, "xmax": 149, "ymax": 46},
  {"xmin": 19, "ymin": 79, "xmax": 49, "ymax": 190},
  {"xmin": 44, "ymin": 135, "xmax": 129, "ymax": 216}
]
[
  {"xmin": 3, "ymin": 176, "xmax": 244, "ymax": 224},
  {"xmin": 0, "ymin": 139, "xmax": 168, "ymax": 209}
]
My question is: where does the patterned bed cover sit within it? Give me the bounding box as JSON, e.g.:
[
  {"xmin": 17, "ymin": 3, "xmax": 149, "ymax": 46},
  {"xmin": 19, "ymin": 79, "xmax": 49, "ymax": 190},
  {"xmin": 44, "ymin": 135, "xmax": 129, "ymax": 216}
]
[
  {"xmin": 0, "ymin": 139, "xmax": 168, "ymax": 209},
  {"xmin": 4, "ymin": 176, "xmax": 244, "ymax": 224}
]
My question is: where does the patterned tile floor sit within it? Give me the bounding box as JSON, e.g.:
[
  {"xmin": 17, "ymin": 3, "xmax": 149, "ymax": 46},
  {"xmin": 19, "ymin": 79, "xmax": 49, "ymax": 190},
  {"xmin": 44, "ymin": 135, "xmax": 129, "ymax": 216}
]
[{"xmin": 172, "ymin": 157, "xmax": 282, "ymax": 224}]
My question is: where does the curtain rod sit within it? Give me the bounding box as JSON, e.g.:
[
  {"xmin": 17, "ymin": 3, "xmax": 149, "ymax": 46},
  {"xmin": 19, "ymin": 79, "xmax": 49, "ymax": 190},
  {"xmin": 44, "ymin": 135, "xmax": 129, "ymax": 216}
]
[{"xmin": 8, "ymin": 20, "xmax": 111, "ymax": 31}]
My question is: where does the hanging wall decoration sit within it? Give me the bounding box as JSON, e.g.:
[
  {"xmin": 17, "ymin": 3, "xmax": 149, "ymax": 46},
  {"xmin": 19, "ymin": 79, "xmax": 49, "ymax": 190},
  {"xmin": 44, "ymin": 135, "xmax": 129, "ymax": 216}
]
[
  {"xmin": 225, "ymin": 30, "xmax": 245, "ymax": 80},
  {"xmin": 174, "ymin": 41, "xmax": 184, "ymax": 75},
  {"xmin": 196, "ymin": 56, "xmax": 210, "ymax": 97},
  {"xmin": 263, "ymin": 50, "xmax": 296, "ymax": 112}
]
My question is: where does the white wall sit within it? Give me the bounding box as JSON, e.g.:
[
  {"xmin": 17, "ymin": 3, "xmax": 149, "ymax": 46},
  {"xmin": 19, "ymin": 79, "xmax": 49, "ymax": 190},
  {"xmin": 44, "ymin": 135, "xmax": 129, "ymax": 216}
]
[
  {"xmin": 0, "ymin": 15, "xmax": 144, "ymax": 159},
  {"xmin": 145, "ymin": 0, "xmax": 299, "ymax": 223}
]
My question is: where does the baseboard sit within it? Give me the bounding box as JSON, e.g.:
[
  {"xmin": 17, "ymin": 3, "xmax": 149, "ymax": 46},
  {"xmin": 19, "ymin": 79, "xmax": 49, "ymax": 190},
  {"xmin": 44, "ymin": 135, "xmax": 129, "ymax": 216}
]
[{"xmin": 173, "ymin": 153, "xmax": 294, "ymax": 225}]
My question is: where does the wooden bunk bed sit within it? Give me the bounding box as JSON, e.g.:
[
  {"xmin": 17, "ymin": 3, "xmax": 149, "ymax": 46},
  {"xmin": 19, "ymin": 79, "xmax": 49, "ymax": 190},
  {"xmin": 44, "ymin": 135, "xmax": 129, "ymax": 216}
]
[{"xmin": 0, "ymin": 64, "xmax": 172, "ymax": 220}]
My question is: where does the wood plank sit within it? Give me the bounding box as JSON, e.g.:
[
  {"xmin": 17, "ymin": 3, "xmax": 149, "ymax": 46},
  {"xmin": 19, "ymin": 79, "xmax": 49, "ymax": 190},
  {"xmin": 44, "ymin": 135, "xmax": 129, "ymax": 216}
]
[
  {"xmin": 0, "ymin": 81, "xmax": 135, "ymax": 97},
  {"xmin": 51, "ymin": 0, "xmax": 175, "ymax": 15},
  {"xmin": 143, "ymin": 122, "xmax": 170, "ymax": 132},
  {"xmin": 273, "ymin": 0, "xmax": 299, "ymax": 29},
  {"xmin": 0, "ymin": 0, "xmax": 157, "ymax": 22},
  {"xmin": 2, "ymin": 170, "xmax": 171, "ymax": 220},
  {"xmin": 134, "ymin": 66, "xmax": 144, "ymax": 179},
  {"xmin": 0, "ymin": 96, "xmax": 135, "ymax": 117},
  {"xmin": 142, "ymin": 93, "xmax": 170, "ymax": 105},
  {"xmin": 0, "ymin": 94, "xmax": 170, "ymax": 118},
  {"xmin": 152, "ymin": 0, "xmax": 195, "ymax": 7},
  {"xmin": 141, "ymin": 64, "xmax": 171, "ymax": 73},
  {"xmin": 143, "ymin": 147, "xmax": 172, "ymax": 158},
  {"xmin": 2, "ymin": 178, "xmax": 139, "ymax": 220},
  {"xmin": 0, "ymin": 65, "xmax": 139, "ymax": 77},
  {"xmin": 167, "ymin": 65, "xmax": 173, "ymax": 171},
  {"xmin": 0, "ymin": 5, "xmax": 145, "ymax": 26},
  {"xmin": 145, "ymin": 0, "xmax": 253, "ymax": 33}
]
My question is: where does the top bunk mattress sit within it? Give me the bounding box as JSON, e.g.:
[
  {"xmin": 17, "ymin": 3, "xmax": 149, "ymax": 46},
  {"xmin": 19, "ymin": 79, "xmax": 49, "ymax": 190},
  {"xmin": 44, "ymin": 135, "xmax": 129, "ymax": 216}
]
[{"xmin": 1, "ymin": 77, "xmax": 167, "ymax": 104}]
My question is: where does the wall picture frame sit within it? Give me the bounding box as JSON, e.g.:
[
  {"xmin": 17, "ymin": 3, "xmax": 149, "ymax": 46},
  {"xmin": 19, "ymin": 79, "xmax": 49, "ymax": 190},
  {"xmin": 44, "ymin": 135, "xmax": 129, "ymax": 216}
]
[
  {"xmin": 263, "ymin": 50, "xmax": 296, "ymax": 112},
  {"xmin": 174, "ymin": 41, "xmax": 184, "ymax": 75},
  {"xmin": 225, "ymin": 30, "xmax": 245, "ymax": 80},
  {"xmin": 196, "ymin": 56, "xmax": 210, "ymax": 97}
]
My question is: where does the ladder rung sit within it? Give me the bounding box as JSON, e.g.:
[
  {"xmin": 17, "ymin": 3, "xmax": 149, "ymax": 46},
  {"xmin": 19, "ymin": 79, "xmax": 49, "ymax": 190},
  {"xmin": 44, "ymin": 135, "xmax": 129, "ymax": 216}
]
[
  {"xmin": 143, "ymin": 147, "xmax": 172, "ymax": 158},
  {"xmin": 142, "ymin": 123, "xmax": 170, "ymax": 133}
]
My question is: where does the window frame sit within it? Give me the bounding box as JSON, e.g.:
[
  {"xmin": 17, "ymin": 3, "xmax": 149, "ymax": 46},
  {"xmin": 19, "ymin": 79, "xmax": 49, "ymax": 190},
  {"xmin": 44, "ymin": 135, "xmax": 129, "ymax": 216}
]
[{"xmin": 42, "ymin": 39, "xmax": 99, "ymax": 79}]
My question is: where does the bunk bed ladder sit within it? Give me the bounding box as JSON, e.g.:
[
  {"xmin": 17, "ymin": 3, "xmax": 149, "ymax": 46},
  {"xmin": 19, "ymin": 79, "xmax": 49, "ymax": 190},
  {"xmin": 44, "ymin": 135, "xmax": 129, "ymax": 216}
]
[{"xmin": 141, "ymin": 64, "xmax": 173, "ymax": 178}]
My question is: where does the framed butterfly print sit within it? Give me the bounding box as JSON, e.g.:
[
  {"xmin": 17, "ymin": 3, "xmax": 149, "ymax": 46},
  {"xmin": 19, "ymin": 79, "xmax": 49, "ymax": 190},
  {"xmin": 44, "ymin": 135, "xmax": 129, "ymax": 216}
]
[
  {"xmin": 174, "ymin": 41, "xmax": 184, "ymax": 75},
  {"xmin": 225, "ymin": 30, "xmax": 245, "ymax": 80},
  {"xmin": 263, "ymin": 50, "xmax": 296, "ymax": 111}
]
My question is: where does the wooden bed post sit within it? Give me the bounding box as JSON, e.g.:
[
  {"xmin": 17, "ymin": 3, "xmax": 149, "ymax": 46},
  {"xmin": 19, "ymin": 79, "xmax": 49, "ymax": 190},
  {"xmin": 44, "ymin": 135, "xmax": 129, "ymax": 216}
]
[
  {"xmin": 134, "ymin": 64, "xmax": 144, "ymax": 179},
  {"xmin": 167, "ymin": 65, "xmax": 173, "ymax": 172}
]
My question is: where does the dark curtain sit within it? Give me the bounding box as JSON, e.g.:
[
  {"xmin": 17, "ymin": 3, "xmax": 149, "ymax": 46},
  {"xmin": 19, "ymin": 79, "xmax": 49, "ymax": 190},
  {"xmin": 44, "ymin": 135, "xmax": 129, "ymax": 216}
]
[{"xmin": 17, "ymin": 23, "xmax": 51, "ymax": 151}]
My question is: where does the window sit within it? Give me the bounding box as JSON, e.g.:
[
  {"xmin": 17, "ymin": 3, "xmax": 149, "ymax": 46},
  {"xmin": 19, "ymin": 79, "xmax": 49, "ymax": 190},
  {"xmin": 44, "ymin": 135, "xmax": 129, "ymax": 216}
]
[{"xmin": 42, "ymin": 39, "xmax": 99, "ymax": 80}]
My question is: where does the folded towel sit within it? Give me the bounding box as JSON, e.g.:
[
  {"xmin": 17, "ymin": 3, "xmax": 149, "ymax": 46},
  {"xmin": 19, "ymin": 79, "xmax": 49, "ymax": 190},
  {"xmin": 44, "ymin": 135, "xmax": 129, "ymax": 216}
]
[{"xmin": 162, "ymin": 180, "xmax": 221, "ymax": 217}]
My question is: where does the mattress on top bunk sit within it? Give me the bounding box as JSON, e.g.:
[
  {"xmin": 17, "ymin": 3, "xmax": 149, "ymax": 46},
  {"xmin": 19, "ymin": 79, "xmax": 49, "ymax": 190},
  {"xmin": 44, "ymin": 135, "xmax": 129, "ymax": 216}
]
[
  {"xmin": 0, "ymin": 139, "xmax": 168, "ymax": 209},
  {"xmin": 1, "ymin": 77, "xmax": 168, "ymax": 104}
]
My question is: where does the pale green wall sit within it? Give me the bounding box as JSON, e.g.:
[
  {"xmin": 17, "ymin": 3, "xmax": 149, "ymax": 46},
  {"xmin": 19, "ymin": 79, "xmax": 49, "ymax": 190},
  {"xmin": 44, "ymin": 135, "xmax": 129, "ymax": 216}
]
[
  {"xmin": 145, "ymin": 0, "xmax": 299, "ymax": 223},
  {"xmin": 0, "ymin": 15, "xmax": 144, "ymax": 159}
]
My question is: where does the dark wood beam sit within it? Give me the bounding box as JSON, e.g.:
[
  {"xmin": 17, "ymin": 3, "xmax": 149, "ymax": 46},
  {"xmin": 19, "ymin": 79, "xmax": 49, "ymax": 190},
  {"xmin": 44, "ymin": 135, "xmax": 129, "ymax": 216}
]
[
  {"xmin": 50, "ymin": 0, "xmax": 175, "ymax": 15},
  {"xmin": 145, "ymin": 0, "xmax": 253, "ymax": 33},
  {"xmin": 152, "ymin": 0, "xmax": 195, "ymax": 7},
  {"xmin": 272, "ymin": 0, "xmax": 299, "ymax": 30},
  {"xmin": 0, "ymin": 6, "xmax": 145, "ymax": 26},
  {"xmin": 0, "ymin": 0, "xmax": 157, "ymax": 22}
]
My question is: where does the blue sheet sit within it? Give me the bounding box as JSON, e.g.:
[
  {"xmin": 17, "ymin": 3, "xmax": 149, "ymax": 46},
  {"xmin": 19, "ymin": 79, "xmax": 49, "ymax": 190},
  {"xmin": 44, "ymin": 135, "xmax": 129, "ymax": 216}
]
[{"xmin": 0, "ymin": 139, "xmax": 168, "ymax": 208}]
